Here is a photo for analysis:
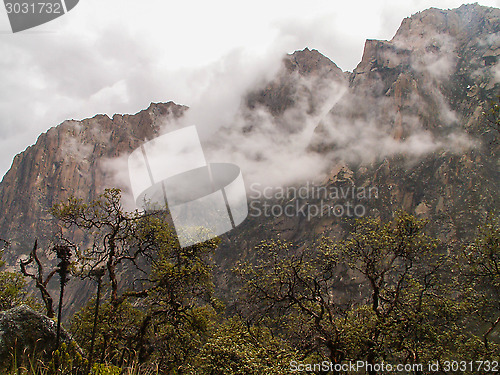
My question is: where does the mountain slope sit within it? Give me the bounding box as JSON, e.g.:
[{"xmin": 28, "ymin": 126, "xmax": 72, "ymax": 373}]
[{"xmin": 0, "ymin": 102, "xmax": 186, "ymax": 265}]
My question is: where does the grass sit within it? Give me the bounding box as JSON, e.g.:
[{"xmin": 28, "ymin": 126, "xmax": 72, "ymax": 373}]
[
  {"xmin": 6, "ymin": 361, "xmax": 160, "ymax": 375},
  {"xmin": 5, "ymin": 342, "xmax": 159, "ymax": 375}
]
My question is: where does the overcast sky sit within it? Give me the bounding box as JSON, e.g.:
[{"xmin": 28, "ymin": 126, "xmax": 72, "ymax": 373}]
[{"xmin": 0, "ymin": 0, "xmax": 499, "ymax": 179}]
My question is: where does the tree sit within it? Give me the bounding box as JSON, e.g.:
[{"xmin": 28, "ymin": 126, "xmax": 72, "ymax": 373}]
[
  {"xmin": 55, "ymin": 244, "xmax": 72, "ymax": 350},
  {"xmin": 235, "ymin": 213, "xmax": 478, "ymax": 374},
  {"xmin": 19, "ymin": 240, "xmax": 57, "ymax": 318},
  {"xmin": 234, "ymin": 238, "xmax": 347, "ymax": 365},
  {"xmin": 326, "ymin": 213, "xmax": 456, "ymax": 369},
  {"xmin": 187, "ymin": 317, "xmax": 298, "ymax": 375},
  {"xmin": 459, "ymin": 215, "xmax": 500, "ymax": 353},
  {"xmin": 0, "ymin": 239, "xmax": 26, "ymax": 311},
  {"xmin": 56, "ymin": 189, "xmax": 222, "ymax": 371},
  {"xmin": 127, "ymin": 213, "xmax": 220, "ymax": 369},
  {"xmin": 52, "ymin": 189, "xmax": 155, "ymax": 308},
  {"xmin": 88, "ymin": 267, "xmax": 106, "ymax": 370},
  {"xmin": 70, "ymin": 298, "xmax": 144, "ymax": 366}
]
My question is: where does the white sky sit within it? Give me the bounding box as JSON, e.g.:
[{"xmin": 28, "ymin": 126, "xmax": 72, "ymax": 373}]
[{"xmin": 0, "ymin": 0, "xmax": 499, "ymax": 178}]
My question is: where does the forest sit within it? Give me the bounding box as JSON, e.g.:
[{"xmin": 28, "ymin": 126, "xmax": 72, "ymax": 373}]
[{"xmin": 0, "ymin": 187, "xmax": 498, "ymax": 374}]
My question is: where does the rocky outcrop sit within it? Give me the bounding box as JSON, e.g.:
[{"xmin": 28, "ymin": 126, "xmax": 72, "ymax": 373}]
[
  {"xmin": 0, "ymin": 305, "xmax": 77, "ymax": 369},
  {"xmin": 246, "ymin": 48, "xmax": 348, "ymax": 117}
]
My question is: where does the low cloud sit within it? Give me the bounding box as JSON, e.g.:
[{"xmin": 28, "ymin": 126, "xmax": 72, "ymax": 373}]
[
  {"xmin": 173, "ymin": 29, "xmax": 478, "ymax": 189},
  {"xmin": 102, "ymin": 19, "xmax": 479, "ymax": 200},
  {"xmin": 203, "ymin": 75, "xmax": 349, "ymax": 187}
]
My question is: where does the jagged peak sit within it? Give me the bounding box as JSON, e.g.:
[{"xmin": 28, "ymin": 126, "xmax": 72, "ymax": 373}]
[
  {"xmin": 393, "ymin": 3, "xmax": 500, "ymax": 42},
  {"xmin": 145, "ymin": 101, "xmax": 188, "ymax": 113},
  {"xmin": 284, "ymin": 47, "xmax": 344, "ymax": 75},
  {"xmin": 353, "ymin": 3, "xmax": 499, "ymax": 74}
]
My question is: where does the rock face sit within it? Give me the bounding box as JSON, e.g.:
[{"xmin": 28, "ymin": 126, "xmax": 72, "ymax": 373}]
[
  {"xmin": 246, "ymin": 48, "xmax": 348, "ymax": 116},
  {"xmin": 0, "ymin": 102, "xmax": 186, "ymax": 263},
  {"xmin": 0, "ymin": 305, "xmax": 76, "ymax": 369},
  {"xmin": 0, "ymin": 4, "xmax": 498, "ymax": 316},
  {"xmin": 341, "ymin": 3, "xmax": 498, "ymax": 230},
  {"xmin": 304, "ymin": 3, "xmax": 499, "ymax": 241}
]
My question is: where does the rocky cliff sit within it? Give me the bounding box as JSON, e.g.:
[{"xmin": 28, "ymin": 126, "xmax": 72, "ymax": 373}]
[
  {"xmin": 306, "ymin": 3, "xmax": 500, "ymax": 239},
  {"xmin": 0, "ymin": 102, "xmax": 186, "ymax": 263}
]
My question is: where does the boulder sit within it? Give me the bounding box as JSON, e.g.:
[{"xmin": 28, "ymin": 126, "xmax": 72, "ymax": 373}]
[{"xmin": 0, "ymin": 305, "xmax": 77, "ymax": 369}]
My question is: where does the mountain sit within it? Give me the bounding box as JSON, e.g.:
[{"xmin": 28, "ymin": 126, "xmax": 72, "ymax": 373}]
[
  {"xmin": 216, "ymin": 3, "xmax": 499, "ymax": 261},
  {"xmin": 0, "ymin": 102, "xmax": 186, "ymax": 261},
  {"xmin": 0, "ymin": 4, "xmax": 498, "ymax": 316}
]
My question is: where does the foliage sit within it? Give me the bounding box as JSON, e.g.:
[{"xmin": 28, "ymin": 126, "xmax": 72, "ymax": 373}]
[
  {"xmin": 234, "ymin": 238, "xmax": 346, "ymax": 362},
  {"xmin": 45, "ymin": 189, "xmax": 499, "ymax": 373},
  {"xmin": 483, "ymin": 95, "xmax": 500, "ymax": 128},
  {"xmin": 235, "ymin": 212, "xmax": 500, "ymax": 373},
  {"xmin": 186, "ymin": 317, "xmax": 298, "ymax": 375},
  {"xmin": 52, "ymin": 188, "xmax": 157, "ymax": 307},
  {"xmin": 0, "ymin": 263, "xmax": 26, "ymax": 311},
  {"xmin": 482, "ymin": 95, "xmax": 500, "ymax": 144},
  {"xmin": 70, "ymin": 299, "xmax": 144, "ymax": 367},
  {"xmin": 56, "ymin": 189, "xmax": 221, "ymax": 371},
  {"xmin": 458, "ymin": 214, "xmax": 500, "ymax": 353},
  {"xmin": 90, "ymin": 363, "xmax": 122, "ymax": 375},
  {"xmin": 0, "ymin": 242, "xmax": 27, "ymax": 311}
]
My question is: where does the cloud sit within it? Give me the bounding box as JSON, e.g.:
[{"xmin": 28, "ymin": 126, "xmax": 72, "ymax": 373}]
[
  {"xmin": 175, "ymin": 48, "xmax": 286, "ymax": 139},
  {"xmin": 0, "ymin": 27, "xmax": 161, "ymax": 177},
  {"xmin": 185, "ymin": 23, "xmax": 478, "ymax": 190},
  {"xmin": 201, "ymin": 72, "xmax": 349, "ymax": 187},
  {"xmin": 98, "ymin": 14, "xmax": 482, "ymax": 197},
  {"xmin": 494, "ymin": 64, "xmax": 500, "ymax": 83},
  {"xmin": 411, "ymin": 35, "xmax": 457, "ymax": 80},
  {"xmin": 0, "ymin": 22, "xmax": 292, "ymax": 178},
  {"xmin": 0, "ymin": 0, "xmax": 497, "ymax": 181}
]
